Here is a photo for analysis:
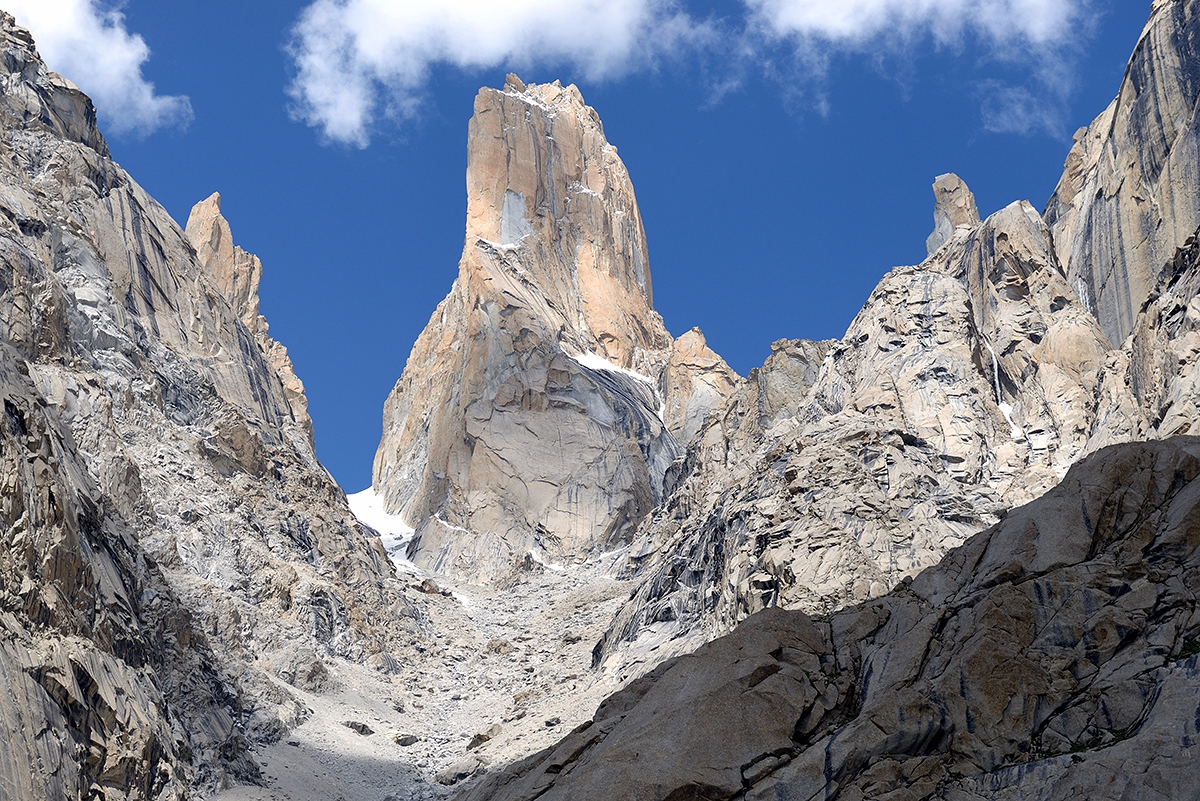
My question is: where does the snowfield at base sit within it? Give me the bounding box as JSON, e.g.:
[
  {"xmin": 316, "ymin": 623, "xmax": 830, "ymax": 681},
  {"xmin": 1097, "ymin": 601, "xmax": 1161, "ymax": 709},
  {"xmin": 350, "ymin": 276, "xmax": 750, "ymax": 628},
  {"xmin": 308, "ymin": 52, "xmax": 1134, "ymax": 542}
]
[{"xmin": 348, "ymin": 487, "xmax": 419, "ymax": 574}]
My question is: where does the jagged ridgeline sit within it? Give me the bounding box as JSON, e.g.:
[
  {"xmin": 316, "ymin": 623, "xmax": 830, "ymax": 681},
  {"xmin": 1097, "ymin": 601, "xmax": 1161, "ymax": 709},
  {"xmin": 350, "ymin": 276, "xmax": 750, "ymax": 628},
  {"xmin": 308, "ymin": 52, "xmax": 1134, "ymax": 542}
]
[
  {"xmin": 0, "ymin": 14, "xmax": 425, "ymax": 798},
  {"xmin": 4, "ymin": 0, "xmax": 1200, "ymax": 796},
  {"xmin": 375, "ymin": 0, "xmax": 1200, "ymax": 680}
]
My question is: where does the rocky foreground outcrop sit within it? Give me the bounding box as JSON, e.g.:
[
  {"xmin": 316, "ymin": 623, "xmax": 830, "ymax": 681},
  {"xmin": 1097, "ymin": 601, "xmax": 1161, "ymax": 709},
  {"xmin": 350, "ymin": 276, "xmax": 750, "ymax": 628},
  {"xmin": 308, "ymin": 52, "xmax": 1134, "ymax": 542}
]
[
  {"xmin": 372, "ymin": 75, "xmax": 735, "ymax": 582},
  {"xmin": 0, "ymin": 15, "xmax": 423, "ymax": 798},
  {"xmin": 458, "ymin": 436, "xmax": 1200, "ymax": 801}
]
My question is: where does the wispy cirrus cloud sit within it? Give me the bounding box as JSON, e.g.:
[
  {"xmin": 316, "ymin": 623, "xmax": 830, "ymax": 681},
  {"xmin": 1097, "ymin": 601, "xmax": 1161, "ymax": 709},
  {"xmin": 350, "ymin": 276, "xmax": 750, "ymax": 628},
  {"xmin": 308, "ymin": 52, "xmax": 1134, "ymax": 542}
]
[
  {"xmin": 744, "ymin": 0, "xmax": 1085, "ymax": 47},
  {"xmin": 5, "ymin": 0, "xmax": 192, "ymax": 137},
  {"xmin": 286, "ymin": 0, "xmax": 713, "ymax": 147},
  {"xmin": 745, "ymin": 0, "xmax": 1092, "ymax": 136}
]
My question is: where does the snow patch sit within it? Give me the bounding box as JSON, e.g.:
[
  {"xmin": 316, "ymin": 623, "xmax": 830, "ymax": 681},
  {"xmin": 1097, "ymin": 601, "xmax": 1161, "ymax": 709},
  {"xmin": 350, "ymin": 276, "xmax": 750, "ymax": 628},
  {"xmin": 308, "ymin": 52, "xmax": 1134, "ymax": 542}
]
[
  {"xmin": 347, "ymin": 488, "xmax": 418, "ymax": 574},
  {"xmin": 1075, "ymin": 276, "xmax": 1095, "ymax": 316},
  {"xmin": 572, "ymin": 351, "xmax": 656, "ymax": 388},
  {"xmin": 570, "ymin": 181, "xmax": 600, "ymax": 198},
  {"xmin": 528, "ymin": 549, "xmax": 567, "ymax": 573},
  {"xmin": 998, "ymin": 401, "xmax": 1022, "ymax": 440},
  {"xmin": 983, "ymin": 338, "xmax": 1023, "ymax": 440},
  {"xmin": 433, "ymin": 514, "xmax": 471, "ymax": 534},
  {"xmin": 477, "ymin": 237, "xmax": 521, "ymax": 253},
  {"xmin": 585, "ymin": 547, "xmax": 628, "ymax": 566},
  {"xmin": 503, "ymin": 89, "xmax": 552, "ymax": 114}
]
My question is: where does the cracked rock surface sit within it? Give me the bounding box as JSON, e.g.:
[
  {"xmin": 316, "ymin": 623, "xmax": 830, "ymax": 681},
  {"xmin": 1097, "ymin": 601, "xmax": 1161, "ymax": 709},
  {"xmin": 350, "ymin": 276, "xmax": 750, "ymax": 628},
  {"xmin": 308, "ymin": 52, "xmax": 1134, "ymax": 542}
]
[
  {"xmin": 597, "ymin": 0, "xmax": 1200, "ymax": 671},
  {"xmin": 458, "ymin": 437, "xmax": 1200, "ymax": 801},
  {"xmin": 0, "ymin": 14, "xmax": 425, "ymax": 798}
]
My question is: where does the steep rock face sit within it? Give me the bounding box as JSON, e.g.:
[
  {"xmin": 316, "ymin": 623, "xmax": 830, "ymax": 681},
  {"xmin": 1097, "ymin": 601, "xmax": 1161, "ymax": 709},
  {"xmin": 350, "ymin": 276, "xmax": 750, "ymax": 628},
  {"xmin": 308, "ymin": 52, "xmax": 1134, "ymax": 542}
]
[
  {"xmin": 0, "ymin": 15, "xmax": 422, "ymax": 797},
  {"xmin": 184, "ymin": 192, "xmax": 312, "ymax": 441},
  {"xmin": 459, "ymin": 437, "xmax": 1200, "ymax": 801},
  {"xmin": 372, "ymin": 76, "xmax": 729, "ymax": 582},
  {"xmin": 1046, "ymin": 0, "xmax": 1200, "ymax": 346},
  {"xmin": 596, "ymin": 186, "xmax": 1131, "ymax": 673},
  {"xmin": 0, "ymin": 349, "xmax": 256, "ymax": 800}
]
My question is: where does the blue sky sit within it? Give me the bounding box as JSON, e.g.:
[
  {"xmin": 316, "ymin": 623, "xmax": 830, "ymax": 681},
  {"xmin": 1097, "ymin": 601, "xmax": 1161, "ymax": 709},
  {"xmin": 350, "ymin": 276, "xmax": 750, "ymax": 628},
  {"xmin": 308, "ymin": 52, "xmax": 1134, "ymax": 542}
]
[{"xmin": 7, "ymin": 1, "xmax": 1151, "ymax": 492}]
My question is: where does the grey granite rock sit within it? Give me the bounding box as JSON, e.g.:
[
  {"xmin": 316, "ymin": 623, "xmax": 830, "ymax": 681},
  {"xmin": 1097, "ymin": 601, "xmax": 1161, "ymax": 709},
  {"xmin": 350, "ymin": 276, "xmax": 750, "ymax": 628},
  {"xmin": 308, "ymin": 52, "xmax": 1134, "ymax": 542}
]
[
  {"xmin": 1046, "ymin": 0, "xmax": 1200, "ymax": 346},
  {"xmin": 370, "ymin": 76, "xmax": 736, "ymax": 584},
  {"xmin": 0, "ymin": 14, "xmax": 425, "ymax": 798},
  {"xmin": 457, "ymin": 437, "xmax": 1200, "ymax": 801}
]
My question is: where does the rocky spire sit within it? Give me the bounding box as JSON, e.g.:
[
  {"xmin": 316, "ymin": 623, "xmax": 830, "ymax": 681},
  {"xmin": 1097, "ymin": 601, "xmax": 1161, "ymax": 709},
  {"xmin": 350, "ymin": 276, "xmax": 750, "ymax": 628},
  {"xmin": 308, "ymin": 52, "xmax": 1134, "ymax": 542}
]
[
  {"xmin": 463, "ymin": 73, "xmax": 664, "ymax": 363},
  {"xmin": 185, "ymin": 192, "xmax": 313, "ymax": 441},
  {"xmin": 925, "ymin": 173, "xmax": 980, "ymax": 257},
  {"xmin": 371, "ymin": 76, "xmax": 684, "ymax": 583}
]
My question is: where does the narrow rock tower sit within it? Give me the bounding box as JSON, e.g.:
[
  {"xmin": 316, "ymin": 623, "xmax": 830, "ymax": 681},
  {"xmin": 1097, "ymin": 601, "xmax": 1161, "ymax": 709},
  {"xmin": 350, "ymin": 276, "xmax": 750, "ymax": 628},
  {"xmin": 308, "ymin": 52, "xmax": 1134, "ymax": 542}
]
[{"xmin": 372, "ymin": 76, "xmax": 688, "ymax": 582}]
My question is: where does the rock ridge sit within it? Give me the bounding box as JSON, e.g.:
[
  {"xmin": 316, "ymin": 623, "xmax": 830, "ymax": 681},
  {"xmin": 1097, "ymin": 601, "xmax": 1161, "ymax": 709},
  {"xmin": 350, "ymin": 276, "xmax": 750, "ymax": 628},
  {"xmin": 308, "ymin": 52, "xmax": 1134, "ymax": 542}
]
[{"xmin": 0, "ymin": 13, "xmax": 426, "ymax": 797}]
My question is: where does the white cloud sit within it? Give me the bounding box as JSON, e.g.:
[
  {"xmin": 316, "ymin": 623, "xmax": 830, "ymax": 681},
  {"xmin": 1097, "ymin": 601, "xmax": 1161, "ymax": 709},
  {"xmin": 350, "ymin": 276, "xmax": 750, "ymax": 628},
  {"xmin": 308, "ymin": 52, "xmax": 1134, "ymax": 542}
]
[
  {"xmin": 743, "ymin": 0, "xmax": 1091, "ymax": 136},
  {"xmin": 979, "ymin": 83, "xmax": 1064, "ymax": 136},
  {"xmin": 286, "ymin": 0, "xmax": 1095, "ymax": 146},
  {"xmin": 287, "ymin": 0, "xmax": 710, "ymax": 147},
  {"xmin": 4, "ymin": 0, "xmax": 192, "ymax": 136},
  {"xmin": 744, "ymin": 0, "xmax": 1084, "ymax": 49}
]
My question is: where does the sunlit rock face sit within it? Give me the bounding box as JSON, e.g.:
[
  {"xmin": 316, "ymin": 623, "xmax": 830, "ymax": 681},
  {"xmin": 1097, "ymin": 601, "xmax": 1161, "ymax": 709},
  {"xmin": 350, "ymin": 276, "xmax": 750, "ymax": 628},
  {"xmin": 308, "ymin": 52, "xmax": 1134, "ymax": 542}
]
[
  {"xmin": 0, "ymin": 13, "xmax": 423, "ymax": 797},
  {"xmin": 1046, "ymin": 0, "xmax": 1200, "ymax": 347},
  {"xmin": 371, "ymin": 75, "xmax": 737, "ymax": 584},
  {"xmin": 595, "ymin": 182, "xmax": 1137, "ymax": 674}
]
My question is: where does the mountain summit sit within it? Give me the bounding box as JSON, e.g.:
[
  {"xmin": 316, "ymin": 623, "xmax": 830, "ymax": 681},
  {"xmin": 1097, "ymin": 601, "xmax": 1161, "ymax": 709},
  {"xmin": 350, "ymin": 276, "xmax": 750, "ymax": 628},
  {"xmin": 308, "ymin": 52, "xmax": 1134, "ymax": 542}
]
[{"xmin": 371, "ymin": 75, "xmax": 734, "ymax": 582}]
